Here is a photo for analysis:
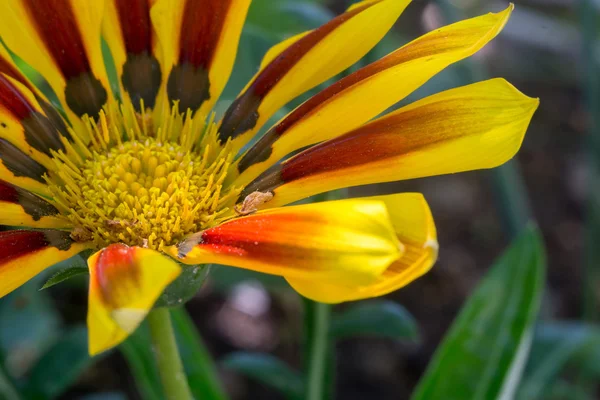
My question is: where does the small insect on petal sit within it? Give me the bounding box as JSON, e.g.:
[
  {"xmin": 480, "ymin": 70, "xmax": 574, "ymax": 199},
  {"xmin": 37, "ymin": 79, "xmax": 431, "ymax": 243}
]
[{"xmin": 234, "ymin": 190, "xmax": 273, "ymax": 215}]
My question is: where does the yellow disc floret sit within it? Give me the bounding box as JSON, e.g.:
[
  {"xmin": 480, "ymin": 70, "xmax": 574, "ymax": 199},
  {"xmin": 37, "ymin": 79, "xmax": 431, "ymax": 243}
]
[{"xmin": 46, "ymin": 102, "xmax": 241, "ymax": 250}]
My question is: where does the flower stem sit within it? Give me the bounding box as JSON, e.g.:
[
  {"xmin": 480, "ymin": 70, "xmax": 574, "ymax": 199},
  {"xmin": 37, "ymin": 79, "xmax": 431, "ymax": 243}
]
[
  {"xmin": 304, "ymin": 299, "xmax": 331, "ymax": 400},
  {"xmin": 147, "ymin": 308, "xmax": 193, "ymax": 400}
]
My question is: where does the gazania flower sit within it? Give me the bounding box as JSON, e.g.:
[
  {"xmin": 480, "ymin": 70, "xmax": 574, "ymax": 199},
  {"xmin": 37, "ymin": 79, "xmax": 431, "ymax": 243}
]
[{"xmin": 0, "ymin": 0, "xmax": 537, "ymax": 356}]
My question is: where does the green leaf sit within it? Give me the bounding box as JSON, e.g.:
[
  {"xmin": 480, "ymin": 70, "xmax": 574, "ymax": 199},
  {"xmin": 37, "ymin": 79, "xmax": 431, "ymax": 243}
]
[
  {"xmin": 222, "ymin": 352, "xmax": 304, "ymax": 400},
  {"xmin": 412, "ymin": 226, "xmax": 546, "ymax": 400},
  {"xmin": 0, "ymin": 365, "xmax": 20, "ymax": 400},
  {"xmin": 171, "ymin": 308, "xmax": 228, "ymax": 400},
  {"xmin": 155, "ymin": 264, "xmax": 210, "ymax": 308},
  {"xmin": 329, "ymin": 300, "xmax": 418, "ymax": 341},
  {"xmin": 22, "ymin": 326, "xmax": 94, "ymax": 399},
  {"xmin": 517, "ymin": 322, "xmax": 600, "ymax": 399},
  {"xmin": 40, "ymin": 266, "xmax": 88, "ymax": 290},
  {"xmin": 209, "ymin": 264, "xmax": 289, "ymax": 292},
  {"xmin": 119, "ymin": 323, "xmax": 163, "ymax": 400}
]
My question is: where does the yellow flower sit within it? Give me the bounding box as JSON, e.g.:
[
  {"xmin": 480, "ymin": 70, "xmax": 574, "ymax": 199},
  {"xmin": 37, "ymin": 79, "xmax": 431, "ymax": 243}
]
[{"xmin": 0, "ymin": 0, "xmax": 537, "ymax": 355}]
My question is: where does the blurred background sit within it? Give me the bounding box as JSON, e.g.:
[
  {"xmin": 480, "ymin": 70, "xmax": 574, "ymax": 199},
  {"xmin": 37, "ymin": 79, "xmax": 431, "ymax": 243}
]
[{"xmin": 1, "ymin": 0, "xmax": 598, "ymax": 399}]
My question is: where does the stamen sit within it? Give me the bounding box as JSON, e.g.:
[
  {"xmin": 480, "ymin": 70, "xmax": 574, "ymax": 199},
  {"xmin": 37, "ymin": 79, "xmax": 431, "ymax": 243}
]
[{"xmin": 46, "ymin": 101, "xmax": 241, "ymax": 250}]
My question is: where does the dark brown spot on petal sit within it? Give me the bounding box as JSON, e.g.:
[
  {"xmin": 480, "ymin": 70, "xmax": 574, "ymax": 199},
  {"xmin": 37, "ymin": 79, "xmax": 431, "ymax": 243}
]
[
  {"xmin": 237, "ymin": 129, "xmax": 275, "ymax": 173},
  {"xmin": 37, "ymin": 98, "xmax": 71, "ymax": 140},
  {"xmin": 0, "ymin": 75, "xmax": 68, "ymax": 154},
  {"xmin": 22, "ymin": 0, "xmax": 108, "ymax": 118},
  {"xmin": 218, "ymin": 93, "xmax": 261, "ymax": 142},
  {"xmin": 121, "ymin": 52, "xmax": 161, "ymax": 112},
  {"xmin": 21, "ymin": 110, "xmax": 66, "ymax": 156},
  {"xmin": 167, "ymin": 63, "xmax": 210, "ymax": 113},
  {"xmin": 43, "ymin": 229, "xmax": 74, "ymax": 251},
  {"xmin": 0, "ymin": 138, "xmax": 48, "ymax": 182},
  {"xmin": 64, "ymin": 72, "xmax": 107, "ymax": 118},
  {"xmin": 164, "ymin": 0, "xmax": 235, "ymax": 113},
  {"xmin": 0, "ymin": 180, "xmax": 59, "ymax": 220},
  {"xmin": 218, "ymin": 3, "xmax": 369, "ymax": 142},
  {"xmin": 239, "ymin": 164, "xmax": 283, "ymax": 201}
]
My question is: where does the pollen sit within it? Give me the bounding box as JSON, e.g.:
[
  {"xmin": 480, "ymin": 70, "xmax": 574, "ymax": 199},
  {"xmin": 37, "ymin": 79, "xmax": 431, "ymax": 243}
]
[{"xmin": 46, "ymin": 101, "xmax": 242, "ymax": 250}]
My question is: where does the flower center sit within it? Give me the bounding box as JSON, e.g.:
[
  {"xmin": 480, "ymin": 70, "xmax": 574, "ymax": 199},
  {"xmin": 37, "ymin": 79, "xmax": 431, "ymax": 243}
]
[{"xmin": 47, "ymin": 102, "xmax": 240, "ymax": 250}]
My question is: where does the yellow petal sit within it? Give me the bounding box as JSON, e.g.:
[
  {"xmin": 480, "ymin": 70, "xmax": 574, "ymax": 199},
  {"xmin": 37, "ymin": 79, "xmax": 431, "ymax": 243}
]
[
  {"xmin": 242, "ymin": 78, "xmax": 539, "ymax": 208},
  {"xmin": 102, "ymin": 0, "xmax": 163, "ymax": 113},
  {"xmin": 0, "ymin": 74, "xmax": 71, "ymax": 170},
  {"xmin": 151, "ymin": 0, "xmax": 251, "ymax": 116},
  {"xmin": 218, "ymin": 0, "xmax": 411, "ymax": 151},
  {"xmin": 232, "ymin": 6, "xmax": 514, "ymax": 187},
  {"xmin": 0, "ymin": 74, "xmax": 54, "ymax": 197},
  {"xmin": 0, "ymin": 229, "xmax": 91, "ymax": 298},
  {"xmin": 0, "ymin": 180, "xmax": 71, "ymax": 229},
  {"xmin": 287, "ymin": 193, "xmax": 438, "ymax": 302},
  {"xmin": 87, "ymin": 244, "xmax": 181, "ymax": 355},
  {"xmin": 0, "ymin": 0, "xmax": 109, "ymax": 124},
  {"xmin": 166, "ymin": 199, "xmax": 403, "ymax": 286}
]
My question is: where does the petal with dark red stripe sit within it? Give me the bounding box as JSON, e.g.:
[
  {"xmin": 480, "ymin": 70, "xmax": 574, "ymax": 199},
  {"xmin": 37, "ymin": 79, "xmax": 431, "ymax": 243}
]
[
  {"xmin": 287, "ymin": 193, "xmax": 438, "ymax": 303},
  {"xmin": 0, "ymin": 74, "xmax": 60, "ymax": 196},
  {"xmin": 0, "ymin": 74, "xmax": 69, "ymax": 163},
  {"xmin": 150, "ymin": 0, "xmax": 250, "ymax": 116},
  {"xmin": 217, "ymin": 0, "xmax": 410, "ymax": 150},
  {"xmin": 87, "ymin": 244, "xmax": 180, "ymax": 355},
  {"xmin": 232, "ymin": 6, "xmax": 513, "ymax": 187},
  {"xmin": 0, "ymin": 180, "xmax": 70, "ymax": 229},
  {"xmin": 103, "ymin": 0, "xmax": 162, "ymax": 112},
  {"xmin": 166, "ymin": 199, "xmax": 402, "ymax": 286},
  {"xmin": 0, "ymin": 0, "xmax": 109, "ymax": 122},
  {"xmin": 0, "ymin": 45, "xmax": 72, "ymax": 145},
  {"xmin": 242, "ymin": 79, "xmax": 539, "ymax": 208},
  {"xmin": 0, "ymin": 229, "xmax": 91, "ymax": 298}
]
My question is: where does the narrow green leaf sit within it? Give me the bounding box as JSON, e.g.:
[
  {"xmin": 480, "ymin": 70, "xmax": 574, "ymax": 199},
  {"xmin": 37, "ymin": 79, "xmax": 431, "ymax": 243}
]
[
  {"xmin": 517, "ymin": 322, "xmax": 600, "ymax": 399},
  {"xmin": 171, "ymin": 307, "xmax": 228, "ymax": 400},
  {"xmin": 222, "ymin": 352, "xmax": 304, "ymax": 400},
  {"xmin": 330, "ymin": 300, "xmax": 418, "ymax": 341},
  {"xmin": 40, "ymin": 266, "xmax": 88, "ymax": 290},
  {"xmin": 119, "ymin": 323, "xmax": 163, "ymax": 400},
  {"xmin": 0, "ymin": 365, "xmax": 20, "ymax": 400},
  {"xmin": 412, "ymin": 226, "xmax": 546, "ymax": 400},
  {"xmin": 22, "ymin": 326, "xmax": 93, "ymax": 399}
]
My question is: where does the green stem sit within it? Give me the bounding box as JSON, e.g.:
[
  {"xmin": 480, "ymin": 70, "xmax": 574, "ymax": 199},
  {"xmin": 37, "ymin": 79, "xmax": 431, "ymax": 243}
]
[
  {"xmin": 147, "ymin": 308, "xmax": 193, "ymax": 400},
  {"xmin": 0, "ymin": 369, "xmax": 19, "ymax": 400},
  {"xmin": 171, "ymin": 308, "xmax": 228, "ymax": 400},
  {"xmin": 304, "ymin": 300, "xmax": 331, "ymax": 400},
  {"xmin": 580, "ymin": 0, "xmax": 600, "ymax": 322}
]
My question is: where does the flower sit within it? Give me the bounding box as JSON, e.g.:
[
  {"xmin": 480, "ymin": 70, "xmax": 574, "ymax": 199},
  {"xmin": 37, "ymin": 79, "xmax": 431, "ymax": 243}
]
[{"xmin": 0, "ymin": 0, "xmax": 537, "ymax": 355}]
